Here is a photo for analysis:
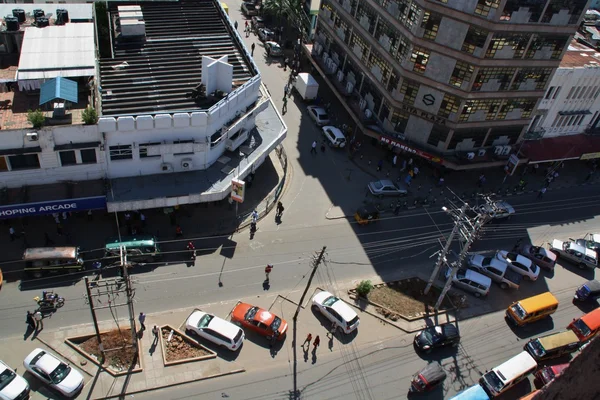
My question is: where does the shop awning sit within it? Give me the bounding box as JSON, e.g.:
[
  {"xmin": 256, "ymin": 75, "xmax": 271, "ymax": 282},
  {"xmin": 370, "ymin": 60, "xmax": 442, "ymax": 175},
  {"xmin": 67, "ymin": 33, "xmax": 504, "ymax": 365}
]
[{"xmin": 521, "ymin": 134, "xmax": 600, "ymax": 162}]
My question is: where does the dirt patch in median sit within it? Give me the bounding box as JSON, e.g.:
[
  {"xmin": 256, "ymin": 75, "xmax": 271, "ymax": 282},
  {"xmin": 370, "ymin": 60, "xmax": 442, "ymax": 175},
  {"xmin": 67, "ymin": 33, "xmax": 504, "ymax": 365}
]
[
  {"xmin": 79, "ymin": 328, "xmax": 137, "ymax": 372},
  {"xmin": 161, "ymin": 327, "xmax": 213, "ymax": 362}
]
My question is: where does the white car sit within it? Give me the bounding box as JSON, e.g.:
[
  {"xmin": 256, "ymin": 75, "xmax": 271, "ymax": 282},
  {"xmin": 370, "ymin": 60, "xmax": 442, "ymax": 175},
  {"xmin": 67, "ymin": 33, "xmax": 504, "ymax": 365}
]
[
  {"xmin": 312, "ymin": 291, "xmax": 359, "ymax": 333},
  {"xmin": 185, "ymin": 311, "xmax": 244, "ymax": 351},
  {"xmin": 495, "ymin": 250, "xmax": 539, "ymax": 281},
  {"xmin": 321, "ymin": 126, "xmax": 346, "ymax": 148},
  {"xmin": 307, "ymin": 106, "xmax": 330, "ymax": 126},
  {"xmin": 23, "ymin": 348, "xmax": 83, "ymax": 398},
  {"xmin": 0, "ymin": 360, "xmax": 29, "ymax": 400}
]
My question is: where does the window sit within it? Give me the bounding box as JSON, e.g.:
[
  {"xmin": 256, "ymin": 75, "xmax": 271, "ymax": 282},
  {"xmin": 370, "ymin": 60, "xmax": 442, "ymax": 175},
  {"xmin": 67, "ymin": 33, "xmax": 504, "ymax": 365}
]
[
  {"xmin": 410, "ymin": 46, "xmax": 429, "ymax": 74},
  {"xmin": 399, "ymin": 79, "xmax": 419, "ymax": 105},
  {"xmin": 393, "ymin": 35, "xmax": 410, "ymax": 64},
  {"xmin": 8, "ymin": 154, "xmax": 40, "ymax": 170},
  {"xmin": 526, "ymin": 35, "xmax": 568, "ymax": 59},
  {"xmin": 472, "ymin": 67, "xmax": 516, "ymax": 91},
  {"xmin": 553, "ymin": 86, "xmax": 561, "ymax": 99},
  {"xmin": 459, "ymin": 99, "xmax": 502, "ymax": 121},
  {"xmin": 0, "ymin": 156, "xmax": 8, "ymax": 172},
  {"xmin": 438, "ymin": 94, "xmax": 460, "ymax": 118},
  {"xmin": 59, "ymin": 151, "xmax": 77, "ymax": 166},
  {"xmin": 462, "ymin": 26, "xmax": 488, "ymax": 54},
  {"xmin": 545, "ymin": 86, "xmax": 555, "ymax": 99},
  {"xmin": 496, "ymin": 98, "xmax": 536, "ymax": 119},
  {"xmin": 367, "ymin": 51, "xmax": 391, "ymax": 83},
  {"xmin": 501, "ymin": 0, "xmax": 545, "ymax": 22},
  {"xmin": 174, "ymin": 140, "xmax": 194, "ymax": 155},
  {"xmin": 355, "ymin": 2, "xmax": 377, "ymax": 34},
  {"xmin": 450, "ymin": 61, "xmax": 474, "ymax": 88},
  {"xmin": 421, "ymin": 12, "xmax": 441, "ymax": 41},
  {"xmin": 139, "ymin": 142, "xmax": 161, "ymax": 158},
  {"xmin": 427, "ymin": 126, "xmax": 450, "ymax": 146},
  {"xmin": 474, "ymin": 0, "xmax": 500, "ymax": 17},
  {"xmin": 80, "ymin": 149, "xmax": 97, "ymax": 164},
  {"xmin": 350, "ymin": 32, "xmax": 370, "ymax": 63},
  {"xmin": 486, "ymin": 34, "xmax": 530, "ymax": 58},
  {"xmin": 542, "ymin": 0, "xmax": 588, "ymax": 25},
  {"xmin": 109, "ymin": 145, "xmax": 133, "ymax": 161},
  {"xmin": 391, "ymin": 109, "xmax": 410, "ymax": 133},
  {"xmin": 510, "ymin": 68, "xmax": 553, "ymax": 90}
]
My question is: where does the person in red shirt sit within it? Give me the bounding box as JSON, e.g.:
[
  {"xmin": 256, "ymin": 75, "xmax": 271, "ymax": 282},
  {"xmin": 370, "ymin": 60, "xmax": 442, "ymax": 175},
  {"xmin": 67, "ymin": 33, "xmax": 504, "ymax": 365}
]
[{"xmin": 265, "ymin": 264, "xmax": 273, "ymax": 280}]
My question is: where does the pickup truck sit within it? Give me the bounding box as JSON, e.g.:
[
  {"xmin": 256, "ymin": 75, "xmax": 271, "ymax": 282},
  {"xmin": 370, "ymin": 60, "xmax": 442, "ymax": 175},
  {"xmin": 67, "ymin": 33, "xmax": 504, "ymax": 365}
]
[{"xmin": 467, "ymin": 254, "xmax": 522, "ymax": 289}]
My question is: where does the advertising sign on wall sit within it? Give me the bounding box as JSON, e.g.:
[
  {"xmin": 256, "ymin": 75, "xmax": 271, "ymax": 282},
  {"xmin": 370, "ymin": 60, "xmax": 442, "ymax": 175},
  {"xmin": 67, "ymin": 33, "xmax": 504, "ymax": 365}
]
[
  {"xmin": 231, "ymin": 179, "xmax": 245, "ymax": 203},
  {"xmin": 0, "ymin": 196, "xmax": 107, "ymax": 219}
]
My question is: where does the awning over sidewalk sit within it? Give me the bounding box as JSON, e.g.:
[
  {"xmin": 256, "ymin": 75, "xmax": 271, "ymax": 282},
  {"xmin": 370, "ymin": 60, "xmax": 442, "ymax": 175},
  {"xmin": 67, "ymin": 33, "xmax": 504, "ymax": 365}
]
[{"xmin": 521, "ymin": 134, "xmax": 600, "ymax": 163}]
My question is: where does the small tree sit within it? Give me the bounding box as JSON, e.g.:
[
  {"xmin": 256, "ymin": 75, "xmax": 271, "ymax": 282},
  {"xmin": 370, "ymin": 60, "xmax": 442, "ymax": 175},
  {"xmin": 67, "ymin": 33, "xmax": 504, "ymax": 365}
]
[
  {"xmin": 356, "ymin": 280, "xmax": 373, "ymax": 297},
  {"xmin": 27, "ymin": 109, "xmax": 45, "ymax": 129},
  {"xmin": 82, "ymin": 106, "xmax": 98, "ymax": 125}
]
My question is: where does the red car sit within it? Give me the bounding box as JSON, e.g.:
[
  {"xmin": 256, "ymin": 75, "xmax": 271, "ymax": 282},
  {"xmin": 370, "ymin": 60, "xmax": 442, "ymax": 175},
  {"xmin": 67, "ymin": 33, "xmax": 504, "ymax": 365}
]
[
  {"xmin": 534, "ymin": 363, "xmax": 569, "ymax": 386},
  {"xmin": 231, "ymin": 302, "xmax": 288, "ymax": 340}
]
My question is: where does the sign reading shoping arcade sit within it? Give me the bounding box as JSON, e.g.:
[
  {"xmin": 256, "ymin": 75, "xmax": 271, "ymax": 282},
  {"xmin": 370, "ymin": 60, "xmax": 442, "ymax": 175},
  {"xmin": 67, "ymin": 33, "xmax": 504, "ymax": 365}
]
[{"xmin": 0, "ymin": 196, "xmax": 107, "ymax": 219}]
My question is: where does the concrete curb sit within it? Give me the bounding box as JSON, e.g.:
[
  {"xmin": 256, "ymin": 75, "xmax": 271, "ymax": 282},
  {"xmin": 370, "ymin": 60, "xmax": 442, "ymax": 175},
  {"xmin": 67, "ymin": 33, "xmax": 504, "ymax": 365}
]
[{"xmin": 93, "ymin": 368, "xmax": 246, "ymax": 400}]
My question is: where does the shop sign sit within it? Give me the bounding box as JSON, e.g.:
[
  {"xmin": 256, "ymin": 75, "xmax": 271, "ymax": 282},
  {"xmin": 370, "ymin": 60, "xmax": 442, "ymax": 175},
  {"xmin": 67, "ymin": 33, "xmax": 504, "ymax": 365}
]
[
  {"xmin": 399, "ymin": 103, "xmax": 446, "ymax": 125},
  {"xmin": 580, "ymin": 152, "xmax": 600, "ymax": 160},
  {"xmin": 0, "ymin": 196, "xmax": 106, "ymax": 219},
  {"xmin": 380, "ymin": 136, "xmax": 443, "ymax": 163},
  {"xmin": 231, "ymin": 179, "xmax": 245, "ymax": 203}
]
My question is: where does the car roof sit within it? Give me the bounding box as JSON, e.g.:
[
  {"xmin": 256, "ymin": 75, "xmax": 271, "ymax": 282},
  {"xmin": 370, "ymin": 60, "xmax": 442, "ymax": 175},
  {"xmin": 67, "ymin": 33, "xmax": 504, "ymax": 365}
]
[
  {"xmin": 500, "ymin": 251, "xmax": 532, "ymax": 267},
  {"xmin": 516, "ymin": 292, "xmax": 558, "ymax": 313},
  {"xmin": 536, "ymin": 246, "xmax": 557, "ymax": 261},
  {"xmin": 322, "ymin": 126, "xmax": 344, "ymax": 139},
  {"xmin": 308, "ymin": 105, "xmax": 326, "ymax": 113},
  {"xmin": 208, "ymin": 315, "xmax": 242, "ymax": 339},
  {"xmin": 440, "ymin": 323, "xmax": 459, "ymax": 337},
  {"xmin": 537, "ymin": 330, "xmax": 579, "ymax": 349},
  {"xmin": 255, "ymin": 308, "xmax": 276, "ymax": 324},
  {"xmin": 472, "ymin": 254, "xmax": 508, "ymax": 271},
  {"xmin": 331, "ymin": 299, "xmax": 358, "ymax": 322},
  {"xmin": 464, "ymin": 269, "xmax": 492, "ymax": 286},
  {"xmin": 379, "ymin": 179, "xmax": 395, "ymax": 186},
  {"xmin": 492, "ymin": 352, "xmax": 537, "ymax": 384},
  {"xmin": 32, "ymin": 352, "xmax": 61, "ymax": 374}
]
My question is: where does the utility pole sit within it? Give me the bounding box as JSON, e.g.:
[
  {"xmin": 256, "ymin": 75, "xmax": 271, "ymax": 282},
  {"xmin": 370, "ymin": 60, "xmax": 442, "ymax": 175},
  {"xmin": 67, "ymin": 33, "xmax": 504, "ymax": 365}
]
[
  {"xmin": 424, "ymin": 204, "xmax": 468, "ymax": 295},
  {"xmin": 84, "ymin": 276, "xmax": 104, "ymax": 362},
  {"xmin": 292, "ymin": 246, "xmax": 327, "ymax": 400},
  {"xmin": 121, "ymin": 246, "xmax": 138, "ymax": 351}
]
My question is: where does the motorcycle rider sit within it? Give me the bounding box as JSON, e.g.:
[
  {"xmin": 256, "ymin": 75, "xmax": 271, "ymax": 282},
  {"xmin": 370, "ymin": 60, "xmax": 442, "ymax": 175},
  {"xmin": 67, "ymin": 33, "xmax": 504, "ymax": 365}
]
[{"xmin": 187, "ymin": 241, "xmax": 196, "ymax": 260}]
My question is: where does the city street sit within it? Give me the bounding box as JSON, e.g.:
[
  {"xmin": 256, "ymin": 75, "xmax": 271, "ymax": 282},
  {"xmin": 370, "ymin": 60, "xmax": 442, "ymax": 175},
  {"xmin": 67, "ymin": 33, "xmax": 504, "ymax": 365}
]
[{"xmin": 1, "ymin": 1, "xmax": 600, "ymax": 399}]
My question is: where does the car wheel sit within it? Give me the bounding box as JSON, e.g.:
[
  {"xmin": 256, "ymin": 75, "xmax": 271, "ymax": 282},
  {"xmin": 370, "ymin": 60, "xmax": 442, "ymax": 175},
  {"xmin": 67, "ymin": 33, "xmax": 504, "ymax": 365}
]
[
  {"xmin": 185, "ymin": 329, "xmax": 195, "ymax": 336},
  {"xmin": 578, "ymin": 263, "xmax": 587, "ymax": 270},
  {"xmin": 474, "ymin": 292, "xmax": 482, "ymax": 298},
  {"xmin": 500, "ymin": 282, "xmax": 508, "ymax": 289}
]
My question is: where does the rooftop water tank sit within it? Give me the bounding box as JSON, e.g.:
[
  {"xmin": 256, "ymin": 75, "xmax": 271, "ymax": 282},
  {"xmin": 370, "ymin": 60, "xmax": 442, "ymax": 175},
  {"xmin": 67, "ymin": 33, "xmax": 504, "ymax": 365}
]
[
  {"xmin": 33, "ymin": 9, "xmax": 45, "ymax": 18},
  {"xmin": 56, "ymin": 9, "xmax": 69, "ymax": 24},
  {"xmin": 36, "ymin": 17, "xmax": 49, "ymax": 27},
  {"xmin": 12, "ymin": 9, "xmax": 25, "ymax": 23},
  {"xmin": 5, "ymin": 16, "xmax": 19, "ymax": 32}
]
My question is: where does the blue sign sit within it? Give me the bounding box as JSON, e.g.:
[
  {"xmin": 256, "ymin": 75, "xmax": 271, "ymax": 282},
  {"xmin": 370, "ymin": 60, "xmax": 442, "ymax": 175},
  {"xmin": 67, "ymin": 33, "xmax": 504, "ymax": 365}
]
[{"xmin": 0, "ymin": 196, "xmax": 106, "ymax": 219}]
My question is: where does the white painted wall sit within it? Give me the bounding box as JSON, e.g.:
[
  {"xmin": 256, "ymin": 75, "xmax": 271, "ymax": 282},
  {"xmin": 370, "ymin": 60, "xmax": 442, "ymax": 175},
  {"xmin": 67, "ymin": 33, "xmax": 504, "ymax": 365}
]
[{"xmin": 533, "ymin": 64, "xmax": 600, "ymax": 137}]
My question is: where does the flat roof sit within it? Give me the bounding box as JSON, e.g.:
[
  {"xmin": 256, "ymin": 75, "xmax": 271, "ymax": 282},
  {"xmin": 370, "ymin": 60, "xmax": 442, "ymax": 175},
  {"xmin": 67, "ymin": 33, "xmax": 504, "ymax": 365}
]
[
  {"xmin": 0, "ymin": 4, "xmax": 93, "ymax": 22},
  {"xmin": 98, "ymin": 0, "xmax": 256, "ymax": 116},
  {"xmin": 17, "ymin": 23, "xmax": 96, "ymax": 80},
  {"xmin": 560, "ymin": 40, "xmax": 600, "ymax": 68}
]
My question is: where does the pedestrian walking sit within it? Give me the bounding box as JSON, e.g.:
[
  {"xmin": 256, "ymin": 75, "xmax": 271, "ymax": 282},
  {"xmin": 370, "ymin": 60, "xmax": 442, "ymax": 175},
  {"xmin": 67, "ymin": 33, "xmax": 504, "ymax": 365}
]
[
  {"xmin": 245, "ymin": 20, "xmax": 249, "ymax": 29},
  {"xmin": 234, "ymin": 20, "xmax": 238, "ymax": 30},
  {"xmin": 327, "ymin": 323, "xmax": 337, "ymax": 338},
  {"xmin": 56, "ymin": 223, "xmax": 63, "ymax": 236},
  {"xmin": 392, "ymin": 155, "xmax": 397, "ymax": 168},
  {"xmin": 413, "ymin": 165, "xmax": 419, "ymax": 177},
  {"xmin": 282, "ymin": 96, "xmax": 288, "ymax": 114},
  {"xmin": 251, "ymin": 43, "xmax": 255, "ymax": 56},
  {"xmin": 34, "ymin": 310, "xmax": 43, "ymax": 331},
  {"xmin": 284, "ymin": 83, "xmax": 289, "ymax": 98},
  {"xmin": 303, "ymin": 333, "xmax": 312, "ymax": 347},
  {"xmin": 265, "ymin": 264, "xmax": 273, "ymax": 280},
  {"xmin": 400, "ymin": 159, "xmax": 407, "ymax": 172},
  {"xmin": 53, "ymin": 213, "xmax": 60, "ymax": 224},
  {"xmin": 553, "ymin": 171, "xmax": 559, "ymax": 180},
  {"xmin": 437, "ymin": 177, "xmax": 445, "ymax": 187},
  {"xmin": 152, "ymin": 325, "xmax": 160, "ymax": 346},
  {"xmin": 140, "ymin": 213, "xmax": 146, "ymax": 227},
  {"xmin": 175, "ymin": 225, "xmax": 183, "ymax": 238},
  {"xmin": 9, "ymin": 226, "xmax": 15, "ymax": 241},
  {"xmin": 26, "ymin": 311, "xmax": 35, "ymax": 330},
  {"xmin": 311, "ymin": 141, "xmax": 317, "ymax": 154},
  {"xmin": 276, "ymin": 201, "xmax": 284, "ymax": 217},
  {"xmin": 138, "ymin": 312, "xmax": 146, "ymax": 331},
  {"xmin": 537, "ymin": 187, "xmax": 546, "ymax": 199},
  {"xmin": 313, "ymin": 335, "xmax": 320, "ymax": 349}
]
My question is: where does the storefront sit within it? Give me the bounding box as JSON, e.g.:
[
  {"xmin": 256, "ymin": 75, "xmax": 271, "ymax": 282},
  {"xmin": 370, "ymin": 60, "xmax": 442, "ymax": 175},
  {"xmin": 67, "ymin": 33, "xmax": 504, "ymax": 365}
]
[{"xmin": 0, "ymin": 196, "xmax": 106, "ymax": 219}]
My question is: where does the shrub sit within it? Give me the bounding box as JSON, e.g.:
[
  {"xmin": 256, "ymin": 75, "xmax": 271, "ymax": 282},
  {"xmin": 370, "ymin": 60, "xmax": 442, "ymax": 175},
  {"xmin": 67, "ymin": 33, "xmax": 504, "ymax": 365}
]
[
  {"xmin": 356, "ymin": 280, "xmax": 373, "ymax": 297},
  {"xmin": 27, "ymin": 109, "xmax": 45, "ymax": 129},
  {"xmin": 82, "ymin": 106, "xmax": 98, "ymax": 125}
]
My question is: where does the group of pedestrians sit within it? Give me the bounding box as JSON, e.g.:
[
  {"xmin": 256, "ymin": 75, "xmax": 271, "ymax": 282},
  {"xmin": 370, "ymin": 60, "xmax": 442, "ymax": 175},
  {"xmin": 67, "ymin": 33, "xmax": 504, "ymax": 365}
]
[{"xmin": 26, "ymin": 310, "xmax": 44, "ymax": 333}]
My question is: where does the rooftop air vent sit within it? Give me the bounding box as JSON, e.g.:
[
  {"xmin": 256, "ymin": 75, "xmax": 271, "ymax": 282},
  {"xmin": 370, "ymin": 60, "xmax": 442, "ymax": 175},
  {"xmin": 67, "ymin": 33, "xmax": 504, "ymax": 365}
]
[
  {"xmin": 33, "ymin": 9, "xmax": 44, "ymax": 18},
  {"xmin": 36, "ymin": 17, "xmax": 49, "ymax": 28},
  {"xmin": 55, "ymin": 9, "xmax": 69, "ymax": 25},
  {"xmin": 5, "ymin": 16, "xmax": 19, "ymax": 32},
  {"xmin": 12, "ymin": 9, "xmax": 25, "ymax": 23}
]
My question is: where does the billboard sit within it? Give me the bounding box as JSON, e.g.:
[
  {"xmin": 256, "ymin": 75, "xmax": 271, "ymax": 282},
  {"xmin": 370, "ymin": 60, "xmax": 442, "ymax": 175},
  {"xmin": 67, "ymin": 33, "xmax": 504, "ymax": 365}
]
[
  {"xmin": 0, "ymin": 196, "xmax": 107, "ymax": 219},
  {"xmin": 231, "ymin": 179, "xmax": 245, "ymax": 203}
]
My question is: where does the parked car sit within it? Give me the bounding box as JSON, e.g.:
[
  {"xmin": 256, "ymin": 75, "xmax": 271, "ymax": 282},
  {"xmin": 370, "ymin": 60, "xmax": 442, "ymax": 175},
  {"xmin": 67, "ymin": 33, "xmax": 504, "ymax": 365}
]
[
  {"xmin": 575, "ymin": 233, "xmax": 600, "ymax": 255},
  {"xmin": 445, "ymin": 267, "xmax": 491, "ymax": 298},
  {"xmin": 414, "ymin": 323, "xmax": 460, "ymax": 353},
  {"xmin": 467, "ymin": 254, "xmax": 521, "ymax": 289},
  {"xmin": 185, "ymin": 311, "xmax": 245, "ymax": 351},
  {"xmin": 367, "ymin": 179, "xmax": 409, "ymax": 198},
  {"xmin": 231, "ymin": 302, "xmax": 288, "ymax": 340},
  {"xmin": 312, "ymin": 291, "xmax": 359, "ymax": 333},
  {"xmin": 257, "ymin": 27, "xmax": 275, "ymax": 42},
  {"xmin": 550, "ymin": 239, "xmax": 598, "ymax": 269},
  {"xmin": 517, "ymin": 244, "xmax": 557, "ymax": 271},
  {"xmin": 241, "ymin": 2, "xmax": 258, "ymax": 16},
  {"xmin": 475, "ymin": 200, "xmax": 515, "ymax": 221},
  {"xmin": 534, "ymin": 363, "xmax": 569, "ymax": 386},
  {"xmin": 495, "ymin": 250, "xmax": 539, "ymax": 281},
  {"xmin": 23, "ymin": 348, "xmax": 83, "ymax": 398},
  {"xmin": 0, "ymin": 360, "xmax": 29, "ymax": 400},
  {"xmin": 573, "ymin": 279, "xmax": 600, "ymax": 302},
  {"xmin": 409, "ymin": 362, "xmax": 447, "ymax": 393},
  {"xmin": 251, "ymin": 16, "xmax": 265, "ymax": 29},
  {"xmin": 307, "ymin": 106, "xmax": 330, "ymax": 126},
  {"xmin": 322, "ymin": 126, "xmax": 346, "ymax": 148},
  {"xmin": 265, "ymin": 41, "xmax": 283, "ymax": 57}
]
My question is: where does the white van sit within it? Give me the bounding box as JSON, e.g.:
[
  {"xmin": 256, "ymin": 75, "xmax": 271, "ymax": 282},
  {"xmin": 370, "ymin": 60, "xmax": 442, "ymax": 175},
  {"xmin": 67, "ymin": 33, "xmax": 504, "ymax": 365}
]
[
  {"xmin": 479, "ymin": 351, "xmax": 537, "ymax": 397},
  {"xmin": 446, "ymin": 267, "xmax": 491, "ymax": 298}
]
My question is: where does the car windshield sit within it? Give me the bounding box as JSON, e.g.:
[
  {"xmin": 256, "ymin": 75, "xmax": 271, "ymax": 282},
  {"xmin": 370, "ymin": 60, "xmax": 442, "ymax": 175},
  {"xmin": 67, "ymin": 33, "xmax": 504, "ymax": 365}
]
[
  {"xmin": 245, "ymin": 307, "xmax": 259, "ymax": 321},
  {"xmin": 511, "ymin": 304, "xmax": 527, "ymax": 319},
  {"xmin": 197, "ymin": 314, "xmax": 214, "ymax": 328},
  {"xmin": 371, "ymin": 181, "xmax": 383, "ymax": 190},
  {"xmin": 482, "ymin": 257, "xmax": 493, "ymax": 266},
  {"xmin": 271, "ymin": 316, "xmax": 282, "ymax": 331},
  {"xmin": 482, "ymin": 371, "xmax": 504, "ymax": 393},
  {"xmin": 540, "ymin": 368, "xmax": 556, "ymax": 383},
  {"xmin": 530, "ymin": 246, "xmax": 541, "ymax": 254},
  {"xmin": 572, "ymin": 319, "xmax": 592, "ymax": 337},
  {"xmin": 0, "ymin": 368, "xmax": 16, "ymax": 391},
  {"xmin": 455, "ymin": 270, "xmax": 466, "ymax": 280},
  {"xmin": 322, "ymin": 295, "xmax": 339, "ymax": 307},
  {"xmin": 528, "ymin": 339, "xmax": 545, "ymax": 357},
  {"xmin": 580, "ymin": 285, "xmax": 591, "ymax": 296},
  {"xmin": 319, "ymin": 112, "xmax": 329, "ymax": 120},
  {"xmin": 50, "ymin": 363, "xmax": 71, "ymax": 384}
]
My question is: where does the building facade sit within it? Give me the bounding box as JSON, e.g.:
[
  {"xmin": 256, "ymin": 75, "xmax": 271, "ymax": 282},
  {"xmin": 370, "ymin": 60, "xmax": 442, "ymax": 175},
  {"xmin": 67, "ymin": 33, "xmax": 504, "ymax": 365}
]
[{"xmin": 311, "ymin": 0, "xmax": 589, "ymax": 165}]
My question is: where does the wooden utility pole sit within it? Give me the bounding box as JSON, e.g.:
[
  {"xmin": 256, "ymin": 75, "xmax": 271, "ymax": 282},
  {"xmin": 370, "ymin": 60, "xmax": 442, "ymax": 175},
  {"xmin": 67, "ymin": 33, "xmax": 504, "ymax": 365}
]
[
  {"xmin": 121, "ymin": 247, "xmax": 139, "ymax": 350},
  {"xmin": 292, "ymin": 246, "xmax": 326, "ymax": 400},
  {"xmin": 84, "ymin": 276, "xmax": 104, "ymax": 361}
]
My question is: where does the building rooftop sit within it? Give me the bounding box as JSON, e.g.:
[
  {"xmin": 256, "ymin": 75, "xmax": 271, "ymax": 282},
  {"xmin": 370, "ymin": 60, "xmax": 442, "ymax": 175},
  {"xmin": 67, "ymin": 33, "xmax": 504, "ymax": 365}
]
[
  {"xmin": 98, "ymin": 0, "xmax": 256, "ymax": 117},
  {"xmin": 559, "ymin": 40, "xmax": 600, "ymax": 68},
  {"xmin": 0, "ymin": 4, "xmax": 93, "ymax": 23}
]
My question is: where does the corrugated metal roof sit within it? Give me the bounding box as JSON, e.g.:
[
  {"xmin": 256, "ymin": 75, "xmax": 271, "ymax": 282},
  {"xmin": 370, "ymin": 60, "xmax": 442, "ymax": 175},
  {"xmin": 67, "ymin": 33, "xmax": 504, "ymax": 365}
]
[
  {"xmin": 39, "ymin": 77, "xmax": 78, "ymax": 105},
  {"xmin": 17, "ymin": 23, "xmax": 95, "ymax": 81}
]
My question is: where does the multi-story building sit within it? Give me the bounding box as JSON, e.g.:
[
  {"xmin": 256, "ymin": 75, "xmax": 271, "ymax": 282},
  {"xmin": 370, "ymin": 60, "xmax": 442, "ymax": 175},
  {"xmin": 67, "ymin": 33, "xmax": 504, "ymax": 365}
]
[
  {"xmin": 0, "ymin": 0, "xmax": 286, "ymax": 218},
  {"xmin": 309, "ymin": 0, "xmax": 590, "ymax": 168}
]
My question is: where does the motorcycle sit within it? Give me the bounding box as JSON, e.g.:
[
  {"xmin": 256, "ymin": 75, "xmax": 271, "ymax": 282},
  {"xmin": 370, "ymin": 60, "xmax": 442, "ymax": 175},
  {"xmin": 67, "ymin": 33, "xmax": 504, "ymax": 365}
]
[
  {"xmin": 34, "ymin": 291, "xmax": 65, "ymax": 312},
  {"xmin": 187, "ymin": 242, "xmax": 197, "ymax": 261}
]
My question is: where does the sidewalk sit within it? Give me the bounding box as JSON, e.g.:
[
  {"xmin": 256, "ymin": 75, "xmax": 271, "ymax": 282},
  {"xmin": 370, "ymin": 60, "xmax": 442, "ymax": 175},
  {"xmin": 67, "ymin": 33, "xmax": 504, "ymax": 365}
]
[{"xmin": 0, "ymin": 149, "xmax": 288, "ymax": 280}]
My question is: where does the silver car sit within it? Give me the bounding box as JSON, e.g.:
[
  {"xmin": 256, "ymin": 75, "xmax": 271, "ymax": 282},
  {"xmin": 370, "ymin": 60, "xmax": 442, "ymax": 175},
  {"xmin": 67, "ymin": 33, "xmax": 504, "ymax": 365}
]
[
  {"xmin": 367, "ymin": 179, "xmax": 408, "ymax": 198},
  {"xmin": 265, "ymin": 41, "xmax": 283, "ymax": 57},
  {"xmin": 476, "ymin": 200, "xmax": 515, "ymax": 220},
  {"xmin": 307, "ymin": 106, "xmax": 330, "ymax": 126}
]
